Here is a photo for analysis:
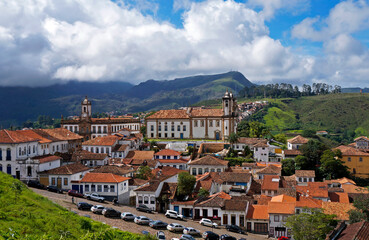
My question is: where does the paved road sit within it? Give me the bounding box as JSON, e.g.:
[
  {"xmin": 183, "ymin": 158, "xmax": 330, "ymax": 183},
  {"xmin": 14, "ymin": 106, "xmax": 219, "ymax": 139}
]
[{"xmin": 32, "ymin": 188, "xmax": 268, "ymax": 240}]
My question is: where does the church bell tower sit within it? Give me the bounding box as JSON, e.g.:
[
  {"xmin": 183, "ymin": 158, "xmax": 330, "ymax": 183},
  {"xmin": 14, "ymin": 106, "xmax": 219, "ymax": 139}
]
[{"xmin": 81, "ymin": 96, "xmax": 92, "ymax": 121}]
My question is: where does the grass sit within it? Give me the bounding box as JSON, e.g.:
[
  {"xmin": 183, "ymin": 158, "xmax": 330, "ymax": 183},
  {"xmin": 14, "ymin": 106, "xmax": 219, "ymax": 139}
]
[{"xmin": 0, "ymin": 172, "xmax": 154, "ymax": 240}]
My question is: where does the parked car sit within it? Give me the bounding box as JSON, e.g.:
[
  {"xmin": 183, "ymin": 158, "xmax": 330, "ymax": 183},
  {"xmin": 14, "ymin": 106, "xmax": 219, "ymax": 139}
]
[
  {"xmin": 199, "ymin": 218, "xmax": 218, "ymax": 228},
  {"xmin": 167, "ymin": 223, "xmax": 185, "ymax": 232},
  {"xmin": 46, "ymin": 185, "xmax": 63, "ymax": 193},
  {"xmin": 136, "ymin": 204, "xmax": 153, "ymax": 213},
  {"xmin": 121, "ymin": 212, "xmax": 136, "ymax": 221},
  {"xmin": 220, "ymin": 235, "xmax": 236, "ymax": 240},
  {"xmin": 102, "ymin": 208, "xmax": 121, "ymax": 218},
  {"xmin": 150, "ymin": 220, "xmax": 168, "ymax": 229},
  {"xmin": 134, "ymin": 216, "xmax": 151, "ymax": 225},
  {"xmin": 27, "ymin": 180, "xmax": 45, "ymax": 189},
  {"xmin": 77, "ymin": 202, "xmax": 93, "ymax": 210},
  {"xmin": 180, "ymin": 235, "xmax": 196, "ymax": 240},
  {"xmin": 156, "ymin": 231, "xmax": 166, "ymax": 240},
  {"xmin": 68, "ymin": 189, "xmax": 84, "ymax": 198},
  {"xmin": 91, "ymin": 205, "xmax": 105, "ymax": 214},
  {"xmin": 278, "ymin": 237, "xmax": 289, "ymax": 240},
  {"xmin": 225, "ymin": 225, "xmax": 245, "ymax": 234},
  {"xmin": 202, "ymin": 231, "xmax": 219, "ymax": 240},
  {"xmin": 165, "ymin": 210, "xmax": 184, "ymax": 220},
  {"xmin": 84, "ymin": 193, "xmax": 104, "ymax": 202},
  {"xmin": 183, "ymin": 227, "xmax": 201, "ymax": 236}
]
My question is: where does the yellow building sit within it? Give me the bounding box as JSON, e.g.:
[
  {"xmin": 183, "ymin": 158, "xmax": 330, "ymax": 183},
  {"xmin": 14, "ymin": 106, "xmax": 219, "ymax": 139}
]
[{"xmin": 335, "ymin": 136, "xmax": 369, "ymax": 178}]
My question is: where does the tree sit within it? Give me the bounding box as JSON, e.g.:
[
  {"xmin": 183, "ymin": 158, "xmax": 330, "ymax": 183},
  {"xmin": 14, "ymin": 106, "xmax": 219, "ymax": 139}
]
[
  {"xmin": 348, "ymin": 209, "xmax": 367, "ymax": 224},
  {"xmin": 228, "ymin": 132, "xmax": 239, "ymax": 149},
  {"xmin": 140, "ymin": 126, "xmax": 147, "ymax": 137},
  {"xmin": 198, "ymin": 188, "xmax": 210, "ymax": 198},
  {"xmin": 285, "ymin": 209, "xmax": 337, "ymax": 240},
  {"xmin": 274, "ymin": 133, "xmax": 287, "ymax": 144},
  {"xmin": 243, "ymin": 145, "xmax": 252, "ymax": 158},
  {"xmin": 136, "ymin": 166, "xmax": 152, "ymax": 180},
  {"xmin": 349, "ymin": 193, "xmax": 369, "ymax": 223},
  {"xmin": 177, "ymin": 172, "xmax": 196, "ymax": 197},
  {"xmin": 319, "ymin": 149, "xmax": 349, "ymax": 179},
  {"xmin": 302, "ymin": 129, "xmax": 316, "ymax": 138},
  {"xmin": 282, "ymin": 158, "xmax": 295, "ymax": 176},
  {"xmin": 295, "ymin": 155, "xmax": 310, "ymax": 170},
  {"xmin": 301, "ymin": 140, "xmax": 327, "ymax": 168}
]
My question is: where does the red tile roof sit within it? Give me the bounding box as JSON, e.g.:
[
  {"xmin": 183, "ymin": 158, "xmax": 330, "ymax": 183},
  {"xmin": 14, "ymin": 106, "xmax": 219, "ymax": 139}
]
[
  {"xmin": 288, "ymin": 135, "xmax": 309, "ymax": 144},
  {"xmin": 82, "ymin": 135, "xmax": 119, "ymax": 146},
  {"xmin": 271, "ymin": 194, "xmax": 296, "ymax": 203},
  {"xmin": 158, "ymin": 159, "xmax": 188, "ymax": 164},
  {"xmin": 295, "ymin": 170, "xmax": 315, "ymax": 178},
  {"xmin": 80, "ymin": 172, "xmax": 130, "ymax": 183},
  {"xmin": 261, "ymin": 175, "xmax": 280, "ymax": 191},
  {"xmin": 0, "ymin": 129, "xmax": 39, "ymax": 144},
  {"xmin": 146, "ymin": 110, "xmax": 189, "ymax": 119},
  {"xmin": 125, "ymin": 150, "xmax": 155, "ymax": 160},
  {"xmin": 40, "ymin": 163, "xmax": 90, "ymax": 175},
  {"xmin": 283, "ymin": 149, "xmax": 302, "ymax": 156},
  {"xmin": 268, "ymin": 202, "xmax": 295, "ymax": 214},
  {"xmin": 297, "ymin": 182, "xmax": 329, "ymax": 198},
  {"xmin": 190, "ymin": 108, "xmax": 223, "ymax": 117},
  {"xmin": 354, "ymin": 136, "xmax": 369, "ymax": 142},
  {"xmin": 296, "ymin": 196, "xmax": 322, "ymax": 208},
  {"xmin": 329, "ymin": 192, "xmax": 350, "ymax": 203},
  {"xmin": 246, "ymin": 205, "xmax": 269, "ymax": 220},
  {"xmin": 39, "ymin": 128, "xmax": 83, "ymax": 141},
  {"xmin": 322, "ymin": 202, "xmax": 356, "ymax": 221},
  {"xmin": 336, "ymin": 221, "xmax": 369, "ymax": 240},
  {"xmin": 335, "ymin": 145, "xmax": 369, "ymax": 156},
  {"xmin": 155, "ymin": 149, "xmax": 181, "ymax": 156},
  {"xmin": 257, "ymin": 164, "xmax": 281, "ymax": 175},
  {"xmin": 151, "ymin": 166, "xmax": 186, "ymax": 178},
  {"xmin": 31, "ymin": 155, "xmax": 62, "ymax": 164},
  {"xmin": 189, "ymin": 155, "xmax": 228, "ymax": 166}
]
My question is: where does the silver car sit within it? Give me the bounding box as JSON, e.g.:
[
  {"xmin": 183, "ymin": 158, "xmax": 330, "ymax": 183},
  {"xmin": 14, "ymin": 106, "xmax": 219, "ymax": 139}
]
[
  {"xmin": 90, "ymin": 205, "xmax": 105, "ymax": 214},
  {"xmin": 167, "ymin": 223, "xmax": 185, "ymax": 232},
  {"xmin": 121, "ymin": 212, "xmax": 136, "ymax": 221},
  {"xmin": 134, "ymin": 216, "xmax": 151, "ymax": 225}
]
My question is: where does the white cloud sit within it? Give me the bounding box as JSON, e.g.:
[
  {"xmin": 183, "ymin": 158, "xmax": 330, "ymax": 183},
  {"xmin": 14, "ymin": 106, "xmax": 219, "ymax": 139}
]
[{"xmin": 0, "ymin": 0, "xmax": 366, "ymax": 87}]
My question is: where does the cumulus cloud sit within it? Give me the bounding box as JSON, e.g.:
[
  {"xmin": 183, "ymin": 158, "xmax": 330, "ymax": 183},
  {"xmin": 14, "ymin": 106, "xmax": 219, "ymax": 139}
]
[{"xmin": 0, "ymin": 0, "xmax": 366, "ymax": 87}]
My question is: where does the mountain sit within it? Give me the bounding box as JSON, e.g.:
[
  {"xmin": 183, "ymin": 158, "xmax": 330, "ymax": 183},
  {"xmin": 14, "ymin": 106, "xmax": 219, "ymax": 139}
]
[
  {"xmin": 0, "ymin": 71, "xmax": 253, "ymax": 128},
  {"xmin": 342, "ymin": 88, "xmax": 369, "ymax": 93}
]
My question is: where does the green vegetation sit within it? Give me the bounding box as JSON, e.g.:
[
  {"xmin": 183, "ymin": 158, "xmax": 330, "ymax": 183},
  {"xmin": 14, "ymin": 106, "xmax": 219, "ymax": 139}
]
[
  {"xmin": 136, "ymin": 165, "xmax": 153, "ymax": 180},
  {"xmin": 285, "ymin": 209, "xmax": 338, "ymax": 240},
  {"xmin": 0, "ymin": 172, "xmax": 152, "ymax": 239},
  {"xmin": 197, "ymin": 188, "xmax": 210, "ymax": 198},
  {"xmin": 177, "ymin": 172, "xmax": 196, "ymax": 199},
  {"xmin": 282, "ymin": 158, "xmax": 295, "ymax": 176},
  {"xmin": 348, "ymin": 191, "xmax": 369, "ymax": 223}
]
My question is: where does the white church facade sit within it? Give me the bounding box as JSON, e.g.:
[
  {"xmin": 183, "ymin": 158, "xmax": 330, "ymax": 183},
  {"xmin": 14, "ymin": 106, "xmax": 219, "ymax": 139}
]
[{"xmin": 146, "ymin": 91, "xmax": 238, "ymax": 140}]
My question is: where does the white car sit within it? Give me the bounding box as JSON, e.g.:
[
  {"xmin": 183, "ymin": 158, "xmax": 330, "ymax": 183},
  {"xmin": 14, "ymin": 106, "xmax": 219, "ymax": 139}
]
[
  {"xmin": 183, "ymin": 227, "xmax": 200, "ymax": 236},
  {"xmin": 121, "ymin": 212, "xmax": 136, "ymax": 221},
  {"xmin": 90, "ymin": 205, "xmax": 105, "ymax": 214},
  {"xmin": 134, "ymin": 216, "xmax": 151, "ymax": 225},
  {"xmin": 199, "ymin": 218, "xmax": 218, "ymax": 228},
  {"xmin": 167, "ymin": 223, "xmax": 185, "ymax": 232},
  {"xmin": 165, "ymin": 210, "xmax": 184, "ymax": 220}
]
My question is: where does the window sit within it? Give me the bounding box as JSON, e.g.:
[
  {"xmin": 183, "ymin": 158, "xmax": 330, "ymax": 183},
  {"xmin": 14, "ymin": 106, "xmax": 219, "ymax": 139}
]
[
  {"xmin": 171, "ymin": 133, "xmax": 174, "ymax": 138},
  {"xmin": 151, "ymin": 125, "xmax": 154, "ymax": 131},
  {"xmin": 6, "ymin": 148, "xmax": 11, "ymax": 161},
  {"xmin": 209, "ymin": 120, "xmax": 213, "ymax": 127},
  {"xmin": 150, "ymin": 197, "xmax": 155, "ymax": 204},
  {"xmin": 171, "ymin": 124, "xmax": 174, "ymax": 131},
  {"xmin": 177, "ymin": 125, "xmax": 180, "ymax": 131},
  {"xmin": 359, "ymin": 157, "xmax": 363, "ymax": 162},
  {"xmin": 183, "ymin": 125, "xmax": 186, "ymax": 131},
  {"xmin": 159, "ymin": 133, "xmax": 161, "ymax": 138},
  {"xmin": 0, "ymin": 148, "xmax": 2, "ymax": 160},
  {"xmin": 110, "ymin": 185, "xmax": 115, "ymax": 192},
  {"xmin": 0, "ymin": 164, "xmax": 2, "ymax": 172},
  {"xmin": 217, "ymin": 168, "xmax": 221, "ymax": 172},
  {"xmin": 151, "ymin": 133, "xmax": 154, "ymax": 138},
  {"xmin": 106, "ymin": 148, "xmax": 109, "ymax": 154},
  {"xmin": 192, "ymin": 168, "xmax": 197, "ymax": 175},
  {"xmin": 296, "ymin": 209, "xmax": 300, "ymax": 214},
  {"xmin": 274, "ymin": 215, "xmax": 279, "ymax": 222},
  {"xmin": 165, "ymin": 133, "xmax": 168, "ymax": 138},
  {"xmin": 159, "ymin": 125, "xmax": 162, "ymax": 131},
  {"xmin": 216, "ymin": 120, "xmax": 220, "ymax": 127},
  {"xmin": 104, "ymin": 185, "xmax": 109, "ymax": 192},
  {"xmin": 64, "ymin": 178, "xmax": 68, "ymax": 186},
  {"xmin": 33, "ymin": 146, "xmax": 35, "ymax": 153},
  {"xmin": 213, "ymin": 209, "xmax": 218, "ymax": 217},
  {"xmin": 198, "ymin": 168, "xmax": 203, "ymax": 175},
  {"xmin": 210, "ymin": 168, "xmax": 215, "ymax": 172},
  {"xmin": 194, "ymin": 120, "xmax": 198, "ymax": 127},
  {"xmin": 91, "ymin": 185, "xmax": 96, "ymax": 192},
  {"xmin": 56, "ymin": 145, "xmax": 59, "ymax": 151},
  {"xmin": 204, "ymin": 168, "xmax": 209, "ymax": 173},
  {"xmin": 27, "ymin": 166, "xmax": 32, "ymax": 176},
  {"xmin": 52, "ymin": 146, "xmax": 55, "ymax": 152},
  {"xmin": 138, "ymin": 196, "xmax": 143, "ymax": 204},
  {"xmin": 283, "ymin": 215, "xmax": 288, "ymax": 222},
  {"xmin": 85, "ymin": 185, "xmax": 89, "ymax": 192},
  {"xmin": 51, "ymin": 177, "xmax": 56, "ymax": 185},
  {"xmin": 144, "ymin": 196, "xmax": 149, "ymax": 204},
  {"xmin": 299, "ymin": 177, "xmax": 302, "ymax": 182},
  {"xmin": 201, "ymin": 120, "xmax": 204, "ymax": 127},
  {"xmin": 97, "ymin": 185, "xmax": 102, "ymax": 192},
  {"xmin": 19, "ymin": 148, "xmax": 21, "ymax": 156},
  {"xmin": 96, "ymin": 148, "xmax": 99, "ymax": 153},
  {"xmin": 348, "ymin": 157, "xmax": 351, "ymax": 162},
  {"xmin": 165, "ymin": 125, "xmax": 168, "ymax": 131}
]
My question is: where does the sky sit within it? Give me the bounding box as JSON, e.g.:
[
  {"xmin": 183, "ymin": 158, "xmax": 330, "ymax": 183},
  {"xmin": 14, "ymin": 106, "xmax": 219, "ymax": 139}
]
[{"xmin": 0, "ymin": 0, "xmax": 369, "ymax": 87}]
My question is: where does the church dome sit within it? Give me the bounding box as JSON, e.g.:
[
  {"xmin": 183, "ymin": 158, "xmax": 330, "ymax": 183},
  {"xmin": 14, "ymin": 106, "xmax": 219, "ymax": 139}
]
[{"xmin": 223, "ymin": 90, "xmax": 230, "ymax": 98}]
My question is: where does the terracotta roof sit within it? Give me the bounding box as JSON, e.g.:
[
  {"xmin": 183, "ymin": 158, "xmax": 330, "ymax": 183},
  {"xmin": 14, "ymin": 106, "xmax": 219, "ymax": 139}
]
[
  {"xmin": 238, "ymin": 138, "xmax": 268, "ymax": 145},
  {"xmin": 329, "ymin": 192, "xmax": 350, "ymax": 203},
  {"xmin": 354, "ymin": 136, "xmax": 369, "ymax": 142},
  {"xmin": 81, "ymin": 172, "xmax": 130, "ymax": 183},
  {"xmin": 271, "ymin": 194, "xmax": 296, "ymax": 203},
  {"xmin": 189, "ymin": 155, "xmax": 228, "ymax": 166},
  {"xmin": 125, "ymin": 151, "xmax": 155, "ymax": 160},
  {"xmin": 171, "ymin": 200, "xmax": 197, "ymax": 206},
  {"xmin": 246, "ymin": 205, "xmax": 269, "ymax": 220},
  {"xmin": 155, "ymin": 149, "xmax": 181, "ymax": 156},
  {"xmin": 82, "ymin": 135, "xmax": 119, "ymax": 146},
  {"xmin": 268, "ymin": 202, "xmax": 295, "ymax": 214},
  {"xmin": 0, "ymin": 129, "xmax": 39, "ymax": 144},
  {"xmin": 283, "ymin": 149, "xmax": 302, "ymax": 156},
  {"xmin": 158, "ymin": 158, "xmax": 188, "ymax": 164},
  {"xmin": 146, "ymin": 110, "xmax": 189, "ymax": 119},
  {"xmin": 135, "ymin": 180, "xmax": 161, "ymax": 192},
  {"xmin": 151, "ymin": 166, "xmax": 186, "ymax": 178},
  {"xmin": 295, "ymin": 170, "xmax": 315, "ymax": 178},
  {"xmin": 40, "ymin": 163, "xmax": 90, "ymax": 175},
  {"xmin": 31, "ymin": 155, "xmax": 62, "ymax": 164},
  {"xmin": 195, "ymin": 192, "xmax": 231, "ymax": 208},
  {"xmin": 16, "ymin": 130, "xmax": 53, "ymax": 143},
  {"xmin": 39, "ymin": 128, "xmax": 83, "ymax": 141},
  {"xmin": 196, "ymin": 179, "xmax": 213, "ymax": 192},
  {"xmin": 341, "ymin": 184, "xmax": 369, "ymax": 194},
  {"xmin": 230, "ymin": 166, "xmax": 250, "ymax": 173},
  {"xmin": 322, "ymin": 202, "xmax": 356, "ymax": 221},
  {"xmin": 324, "ymin": 177, "xmax": 356, "ymax": 186},
  {"xmin": 335, "ymin": 145, "xmax": 369, "ymax": 156},
  {"xmin": 287, "ymin": 135, "xmax": 309, "ymax": 144},
  {"xmin": 257, "ymin": 165, "xmax": 281, "ymax": 175},
  {"xmin": 161, "ymin": 182, "xmax": 178, "ymax": 200},
  {"xmin": 336, "ymin": 221, "xmax": 369, "ymax": 240},
  {"xmin": 223, "ymin": 198, "xmax": 248, "ymax": 211},
  {"xmin": 129, "ymin": 178, "xmax": 149, "ymax": 186},
  {"xmin": 261, "ymin": 175, "xmax": 280, "ymax": 191},
  {"xmin": 191, "ymin": 108, "xmax": 223, "ymax": 117},
  {"xmin": 112, "ymin": 144, "xmax": 129, "ymax": 152},
  {"xmin": 254, "ymin": 142, "xmax": 269, "ymax": 148},
  {"xmin": 129, "ymin": 159, "xmax": 157, "ymax": 168},
  {"xmin": 248, "ymin": 179, "xmax": 262, "ymax": 196},
  {"xmin": 71, "ymin": 150, "xmax": 107, "ymax": 161},
  {"xmin": 297, "ymin": 182, "xmax": 329, "ymax": 198},
  {"xmin": 211, "ymin": 172, "xmax": 252, "ymax": 184},
  {"xmin": 198, "ymin": 143, "xmax": 226, "ymax": 154},
  {"xmin": 92, "ymin": 165, "xmax": 134, "ymax": 175},
  {"xmin": 296, "ymin": 196, "xmax": 322, "ymax": 208},
  {"xmin": 256, "ymin": 195, "xmax": 272, "ymax": 205}
]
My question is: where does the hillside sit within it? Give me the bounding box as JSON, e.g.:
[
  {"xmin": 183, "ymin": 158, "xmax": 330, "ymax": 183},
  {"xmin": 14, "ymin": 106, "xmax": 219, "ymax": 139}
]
[
  {"xmin": 0, "ymin": 172, "xmax": 150, "ymax": 239},
  {"xmin": 0, "ymin": 71, "xmax": 253, "ymax": 128}
]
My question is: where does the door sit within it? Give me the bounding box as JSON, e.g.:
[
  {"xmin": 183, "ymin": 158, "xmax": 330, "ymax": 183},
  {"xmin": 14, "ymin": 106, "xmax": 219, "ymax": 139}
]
[
  {"xmin": 247, "ymin": 222, "xmax": 252, "ymax": 232},
  {"xmin": 223, "ymin": 214, "xmax": 228, "ymax": 225},
  {"xmin": 174, "ymin": 206, "xmax": 179, "ymax": 213},
  {"xmin": 203, "ymin": 209, "xmax": 208, "ymax": 218},
  {"xmin": 215, "ymin": 132, "xmax": 220, "ymax": 140},
  {"xmin": 195, "ymin": 209, "xmax": 200, "ymax": 219},
  {"xmin": 16, "ymin": 171, "xmax": 20, "ymax": 179},
  {"xmin": 254, "ymin": 223, "xmax": 268, "ymax": 234},
  {"xmin": 231, "ymin": 215, "xmax": 236, "ymax": 225},
  {"xmin": 240, "ymin": 215, "xmax": 245, "ymax": 227},
  {"xmin": 6, "ymin": 164, "xmax": 11, "ymax": 175},
  {"xmin": 180, "ymin": 133, "xmax": 184, "ymax": 139},
  {"xmin": 79, "ymin": 185, "xmax": 84, "ymax": 194},
  {"xmin": 57, "ymin": 177, "xmax": 62, "ymax": 188}
]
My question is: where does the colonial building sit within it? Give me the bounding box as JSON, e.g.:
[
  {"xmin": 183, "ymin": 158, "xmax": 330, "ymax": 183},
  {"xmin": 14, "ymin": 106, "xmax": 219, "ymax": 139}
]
[
  {"xmin": 61, "ymin": 96, "xmax": 141, "ymax": 141},
  {"xmin": 146, "ymin": 90, "xmax": 238, "ymax": 140}
]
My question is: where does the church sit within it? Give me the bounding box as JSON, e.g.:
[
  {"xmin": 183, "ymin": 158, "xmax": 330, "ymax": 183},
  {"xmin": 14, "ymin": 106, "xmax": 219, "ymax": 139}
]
[
  {"xmin": 61, "ymin": 97, "xmax": 141, "ymax": 141},
  {"xmin": 146, "ymin": 90, "xmax": 238, "ymax": 140}
]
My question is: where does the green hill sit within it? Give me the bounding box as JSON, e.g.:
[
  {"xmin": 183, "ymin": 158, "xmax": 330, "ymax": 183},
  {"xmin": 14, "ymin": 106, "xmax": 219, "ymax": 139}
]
[{"xmin": 0, "ymin": 172, "xmax": 150, "ymax": 239}]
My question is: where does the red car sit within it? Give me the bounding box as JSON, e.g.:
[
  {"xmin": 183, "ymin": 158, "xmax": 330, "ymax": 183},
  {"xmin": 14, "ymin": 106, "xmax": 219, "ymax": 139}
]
[
  {"xmin": 278, "ymin": 237, "xmax": 289, "ymax": 240},
  {"xmin": 68, "ymin": 190, "xmax": 84, "ymax": 198}
]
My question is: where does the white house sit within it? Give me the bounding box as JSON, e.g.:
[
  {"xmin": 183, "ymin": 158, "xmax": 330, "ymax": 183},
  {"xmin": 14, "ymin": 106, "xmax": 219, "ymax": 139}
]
[
  {"xmin": 111, "ymin": 144, "xmax": 130, "ymax": 159},
  {"xmin": 146, "ymin": 90, "xmax": 238, "ymax": 140},
  {"xmin": 82, "ymin": 135, "xmax": 119, "ymax": 156},
  {"xmin": 71, "ymin": 150, "xmax": 109, "ymax": 167},
  {"xmin": 80, "ymin": 172, "xmax": 130, "ymax": 203},
  {"xmin": 19, "ymin": 155, "xmax": 62, "ymax": 181},
  {"xmin": 287, "ymin": 135, "xmax": 308, "ymax": 150},
  {"xmin": 188, "ymin": 155, "xmax": 228, "ymax": 175},
  {"xmin": 246, "ymin": 205, "xmax": 269, "ymax": 234},
  {"xmin": 295, "ymin": 170, "xmax": 315, "ymax": 186},
  {"xmin": 209, "ymin": 172, "xmax": 252, "ymax": 195}
]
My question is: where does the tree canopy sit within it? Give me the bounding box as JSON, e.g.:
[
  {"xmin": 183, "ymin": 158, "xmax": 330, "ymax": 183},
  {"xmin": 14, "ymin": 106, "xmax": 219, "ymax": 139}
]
[
  {"xmin": 319, "ymin": 149, "xmax": 349, "ymax": 179},
  {"xmin": 177, "ymin": 172, "xmax": 196, "ymax": 197},
  {"xmin": 300, "ymin": 140, "xmax": 328, "ymax": 168},
  {"xmin": 282, "ymin": 158, "xmax": 295, "ymax": 176},
  {"xmin": 136, "ymin": 166, "xmax": 152, "ymax": 180},
  {"xmin": 237, "ymin": 121, "xmax": 270, "ymax": 138}
]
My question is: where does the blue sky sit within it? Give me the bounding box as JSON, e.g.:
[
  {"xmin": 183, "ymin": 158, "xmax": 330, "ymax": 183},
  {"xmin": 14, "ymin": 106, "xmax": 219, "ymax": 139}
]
[{"xmin": 0, "ymin": 0, "xmax": 369, "ymax": 87}]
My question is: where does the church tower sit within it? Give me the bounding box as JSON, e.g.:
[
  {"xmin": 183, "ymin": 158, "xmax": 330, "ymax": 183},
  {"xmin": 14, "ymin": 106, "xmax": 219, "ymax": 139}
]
[
  {"xmin": 81, "ymin": 96, "xmax": 92, "ymax": 121},
  {"xmin": 222, "ymin": 90, "xmax": 234, "ymax": 116}
]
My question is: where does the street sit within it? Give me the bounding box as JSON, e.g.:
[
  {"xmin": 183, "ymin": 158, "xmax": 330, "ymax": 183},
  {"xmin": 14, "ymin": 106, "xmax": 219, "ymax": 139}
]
[{"xmin": 31, "ymin": 188, "xmax": 268, "ymax": 240}]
